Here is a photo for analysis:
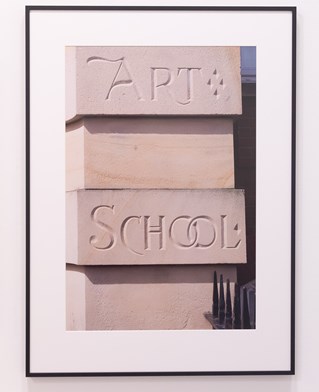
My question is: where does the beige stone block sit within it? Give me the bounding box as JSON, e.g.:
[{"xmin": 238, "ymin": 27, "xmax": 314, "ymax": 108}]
[
  {"xmin": 66, "ymin": 46, "xmax": 242, "ymax": 121},
  {"xmin": 66, "ymin": 189, "xmax": 246, "ymax": 266},
  {"xmin": 66, "ymin": 264, "xmax": 236, "ymax": 330},
  {"xmin": 66, "ymin": 264, "xmax": 86, "ymax": 330},
  {"xmin": 66, "ymin": 117, "xmax": 235, "ymax": 190}
]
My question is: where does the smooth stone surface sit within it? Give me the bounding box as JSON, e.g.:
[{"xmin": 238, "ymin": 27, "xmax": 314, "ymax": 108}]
[
  {"xmin": 66, "ymin": 117, "xmax": 235, "ymax": 191},
  {"xmin": 66, "ymin": 264, "xmax": 86, "ymax": 330},
  {"xmin": 66, "ymin": 46, "xmax": 242, "ymax": 121},
  {"xmin": 66, "ymin": 189, "xmax": 247, "ymax": 265},
  {"xmin": 66, "ymin": 264, "xmax": 236, "ymax": 330}
]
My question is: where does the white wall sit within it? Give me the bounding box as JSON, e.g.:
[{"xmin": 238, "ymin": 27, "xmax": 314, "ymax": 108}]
[{"xmin": 0, "ymin": 0, "xmax": 317, "ymax": 390}]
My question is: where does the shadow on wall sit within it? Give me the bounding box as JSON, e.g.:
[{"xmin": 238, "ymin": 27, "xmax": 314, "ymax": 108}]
[{"xmin": 68, "ymin": 263, "xmax": 237, "ymax": 285}]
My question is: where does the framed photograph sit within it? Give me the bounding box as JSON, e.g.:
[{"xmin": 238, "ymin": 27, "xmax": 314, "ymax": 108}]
[{"xmin": 26, "ymin": 6, "xmax": 296, "ymax": 376}]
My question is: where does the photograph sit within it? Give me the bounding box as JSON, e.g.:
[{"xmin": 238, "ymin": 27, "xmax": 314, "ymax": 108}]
[
  {"xmin": 65, "ymin": 46, "xmax": 256, "ymax": 331},
  {"xmin": 26, "ymin": 7, "xmax": 294, "ymax": 375}
]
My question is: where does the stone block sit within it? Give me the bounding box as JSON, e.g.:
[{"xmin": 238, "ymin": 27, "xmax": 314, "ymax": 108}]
[
  {"xmin": 66, "ymin": 189, "xmax": 246, "ymax": 265},
  {"xmin": 66, "ymin": 117, "xmax": 235, "ymax": 190},
  {"xmin": 66, "ymin": 264, "xmax": 237, "ymax": 330},
  {"xmin": 66, "ymin": 46, "xmax": 242, "ymax": 120},
  {"xmin": 66, "ymin": 264, "xmax": 86, "ymax": 330}
]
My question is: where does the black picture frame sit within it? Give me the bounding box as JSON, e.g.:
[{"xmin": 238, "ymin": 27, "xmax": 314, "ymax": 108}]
[{"xmin": 26, "ymin": 5, "xmax": 296, "ymax": 377}]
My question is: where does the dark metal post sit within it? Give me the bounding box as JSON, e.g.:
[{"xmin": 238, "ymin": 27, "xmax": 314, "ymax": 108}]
[
  {"xmin": 213, "ymin": 270, "xmax": 219, "ymax": 317},
  {"xmin": 233, "ymin": 282, "xmax": 241, "ymax": 329},
  {"xmin": 243, "ymin": 287, "xmax": 251, "ymax": 329},
  {"xmin": 225, "ymin": 279, "xmax": 232, "ymax": 329},
  {"xmin": 219, "ymin": 274, "xmax": 225, "ymax": 325}
]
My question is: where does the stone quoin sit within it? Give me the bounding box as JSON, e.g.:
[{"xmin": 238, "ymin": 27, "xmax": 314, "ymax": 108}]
[
  {"xmin": 66, "ymin": 46, "xmax": 242, "ymax": 120},
  {"xmin": 65, "ymin": 45, "xmax": 251, "ymax": 331},
  {"xmin": 66, "ymin": 189, "xmax": 247, "ymax": 265}
]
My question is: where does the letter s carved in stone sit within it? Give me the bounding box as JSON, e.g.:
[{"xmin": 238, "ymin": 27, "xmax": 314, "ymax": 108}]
[{"xmin": 90, "ymin": 205, "xmax": 116, "ymax": 250}]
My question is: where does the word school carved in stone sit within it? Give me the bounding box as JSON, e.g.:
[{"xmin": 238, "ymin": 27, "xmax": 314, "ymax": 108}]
[{"xmin": 66, "ymin": 189, "xmax": 247, "ymax": 265}]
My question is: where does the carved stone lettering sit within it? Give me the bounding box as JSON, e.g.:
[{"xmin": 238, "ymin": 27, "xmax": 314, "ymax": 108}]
[
  {"xmin": 87, "ymin": 56, "xmax": 144, "ymax": 101},
  {"xmin": 66, "ymin": 47, "xmax": 242, "ymax": 120},
  {"xmin": 89, "ymin": 205, "xmax": 116, "ymax": 250},
  {"xmin": 66, "ymin": 189, "xmax": 247, "ymax": 265},
  {"xmin": 175, "ymin": 67, "xmax": 201, "ymax": 105},
  {"xmin": 151, "ymin": 68, "xmax": 174, "ymax": 101}
]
